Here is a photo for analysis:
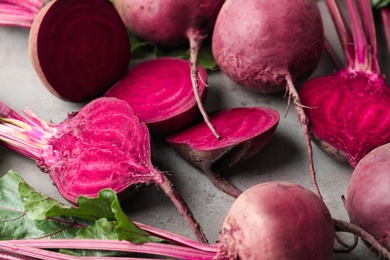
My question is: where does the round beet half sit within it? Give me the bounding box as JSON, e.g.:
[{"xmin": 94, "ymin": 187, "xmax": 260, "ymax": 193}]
[
  {"xmin": 166, "ymin": 106, "xmax": 280, "ymax": 197},
  {"xmin": 104, "ymin": 57, "xmax": 208, "ymax": 137},
  {"xmin": 29, "ymin": 0, "xmax": 131, "ymax": 102}
]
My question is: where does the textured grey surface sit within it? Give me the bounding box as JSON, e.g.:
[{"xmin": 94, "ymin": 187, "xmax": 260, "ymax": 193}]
[{"xmin": 0, "ymin": 2, "xmax": 383, "ymax": 259}]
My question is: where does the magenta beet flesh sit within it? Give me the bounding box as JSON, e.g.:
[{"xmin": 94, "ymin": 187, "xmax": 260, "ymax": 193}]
[
  {"xmin": 299, "ymin": 0, "xmax": 390, "ymax": 167},
  {"xmin": 0, "ymin": 97, "xmax": 207, "ymax": 243},
  {"xmin": 166, "ymin": 107, "xmax": 279, "ymax": 197},
  {"xmin": 104, "ymin": 57, "xmax": 208, "ymax": 136},
  {"xmin": 300, "ymin": 70, "xmax": 390, "ymax": 167}
]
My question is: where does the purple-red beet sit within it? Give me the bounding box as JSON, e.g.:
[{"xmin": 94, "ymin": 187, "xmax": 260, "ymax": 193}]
[
  {"xmin": 216, "ymin": 181, "xmax": 335, "ymax": 259},
  {"xmin": 0, "ymin": 182, "xmax": 336, "ymax": 260},
  {"xmin": 113, "ymin": 0, "xmax": 225, "ymax": 138},
  {"xmin": 0, "ymin": 97, "xmax": 207, "ymax": 243},
  {"xmin": 345, "ymin": 143, "xmax": 390, "ymax": 251},
  {"xmin": 211, "ymin": 0, "xmax": 324, "ymax": 197},
  {"xmin": 0, "ymin": 0, "xmax": 131, "ymax": 102},
  {"xmin": 104, "ymin": 57, "xmax": 208, "ymax": 137},
  {"xmin": 166, "ymin": 107, "xmax": 279, "ymax": 198},
  {"xmin": 299, "ymin": 0, "xmax": 390, "ymax": 167}
]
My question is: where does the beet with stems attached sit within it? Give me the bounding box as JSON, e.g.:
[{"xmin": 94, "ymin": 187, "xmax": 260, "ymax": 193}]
[
  {"xmin": 345, "ymin": 142, "xmax": 390, "ymax": 252},
  {"xmin": 104, "ymin": 57, "xmax": 208, "ymax": 137},
  {"xmin": 0, "ymin": 97, "xmax": 207, "ymax": 243},
  {"xmin": 299, "ymin": 0, "xmax": 390, "ymax": 167},
  {"xmin": 211, "ymin": 0, "xmax": 324, "ymax": 197},
  {"xmin": 166, "ymin": 107, "xmax": 279, "ymax": 198},
  {"xmin": 0, "ymin": 0, "xmax": 131, "ymax": 102},
  {"xmin": 0, "ymin": 181, "xmax": 335, "ymax": 260},
  {"xmin": 113, "ymin": 0, "xmax": 225, "ymax": 138}
]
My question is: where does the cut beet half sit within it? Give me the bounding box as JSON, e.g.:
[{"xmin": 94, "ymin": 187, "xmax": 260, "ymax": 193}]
[
  {"xmin": 0, "ymin": 97, "xmax": 207, "ymax": 243},
  {"xmin": 166, "ymin": 107, "xmax": 280, "ymax": 198},
  {"xmin": 29, "ymin": 0, "xmax": 131, "ymax": 102},
  {"xmin": 104, "ymin": 57, "xmax": 208, "ymax": 137}
]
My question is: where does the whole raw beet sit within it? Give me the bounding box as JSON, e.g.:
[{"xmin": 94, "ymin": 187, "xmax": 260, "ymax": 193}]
[
  {"xmin": 345, "ymin": 143, "xmax": 390, "ymax": 251},
  {"xmin": 212, "ymin": 0, "xmax": 324, "ymax": 93},
  {"xmin": 216, "ymin": 182, "xmax": 335, "ymax": 259}
]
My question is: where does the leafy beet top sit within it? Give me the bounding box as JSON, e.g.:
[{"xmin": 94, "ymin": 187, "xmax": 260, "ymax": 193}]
[{"xmin": 29, "ymin": 0, "xmax": 131, "ymax": 102}]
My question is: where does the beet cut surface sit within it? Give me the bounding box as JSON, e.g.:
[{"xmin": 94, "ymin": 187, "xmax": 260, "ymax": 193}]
[
  {"xmin": 29, "ymin": 0, "xmax": 131, "ymax": 102},
  {"xmin": 166, "ymin": 106, "xmax": 280, "ymax": 197}
]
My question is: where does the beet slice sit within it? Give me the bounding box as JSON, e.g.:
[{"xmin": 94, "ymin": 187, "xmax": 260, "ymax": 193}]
[
  {"xmin": 166, "ymin": 107, "xmax": 280, "ymax": 197},
  {"xmin": 104, "ymin": 57, "xmax": 208, "ymax": 137},
  {"xmin": 29, "ymin": 0, "xmax": 131, "ymax": 102},
  {"xmin": 0, "ymin": 97, "xmax": 207, "ymax": 243}
]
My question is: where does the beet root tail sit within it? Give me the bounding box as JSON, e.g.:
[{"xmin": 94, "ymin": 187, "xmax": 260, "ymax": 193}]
[{"xmin": 158, "ymin": 174, "xmax": 208, "ymax": 244}]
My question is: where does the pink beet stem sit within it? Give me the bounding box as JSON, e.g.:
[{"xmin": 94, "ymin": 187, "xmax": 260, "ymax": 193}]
[
  {"xmin": 0, "ymin": 0, "xmax": 44, "ymax": 28},
  {"xmin": 186, "ymin": 28, "xmax": 220, "ymax": 139},
  {"xmin": 158, "ymin": 174, "xmax": 208, "ymax": 244},
  {"xmin": 381, "ymin": 7, "xmax": 390, "ymax": 60},
  {"xmin": 286, "ymin": 75, "xmax": 322, "ymax": 200},
  {"xmin": 134, "ymin": 221, "xmax": 218, "ymax": 252},
  {"xmin": 357, "ymin": 0, "xmax": 380, "ymax": 73},
  {"xmin": 0, "ymin": 102, "xmax": 54, "ymax": 160},
  {"xmin": 0, "ymin": 239, "xmax": 217, "ymax": 260},
  {"xmin": 345, "ymin": 0, "xmax": 370, "ymax": 71},
  {"xmin": 325, "ymin": 0, "xmax": 355, "ymax": 68}
]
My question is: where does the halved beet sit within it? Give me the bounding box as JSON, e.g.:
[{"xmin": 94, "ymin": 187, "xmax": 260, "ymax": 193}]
[
  {"xmin": 104, "ymin": 57, "xmax": 208, "ymax": 136},
  {"xmin": 0, "ymin": 97, "xmax": 207, "ymax": 243},
  {"xmin": 29, "ymin": 0, "xmax": 131, "ymax": 102},
  {"xmin": 166, "ymin": 107, "xmax": 280, "ymax": 197}
]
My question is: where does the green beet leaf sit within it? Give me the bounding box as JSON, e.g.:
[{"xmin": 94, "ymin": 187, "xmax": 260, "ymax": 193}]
[{"xmin": 0, "ymin": 170, "xmax": 163, "ymax": 246}]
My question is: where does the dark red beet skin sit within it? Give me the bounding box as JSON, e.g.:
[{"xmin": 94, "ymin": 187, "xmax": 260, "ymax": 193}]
[
  {"xmin": 166, "ymin": 107, "xmax": 279, "ymax": 197},
  {"xmin": 300, "ymin": 70, "xmax": 390, "ymax": 167},
  {"xmin": 29, "ymin": 0, "xmax": 131, "ymax": 102},
  {"xmin": 104, "ymin": 57, "xmax": 208, "ymax": 136}
]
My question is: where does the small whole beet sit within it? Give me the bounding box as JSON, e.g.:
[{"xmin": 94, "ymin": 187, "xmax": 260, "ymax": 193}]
[
  {"xmin": 345, "ymin": 143, "xmax": 390, "ymax": 251},
  {"xmin": 212, "ymin": 0, "xmax": 323, "ymax": 93},
  {"xmin": 0, "ymin": 97, "xmax": 207, "ymax": 243},
  {"xmin": 216, "ymin": 182, "xmax": 335, "ymax": 259}
]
